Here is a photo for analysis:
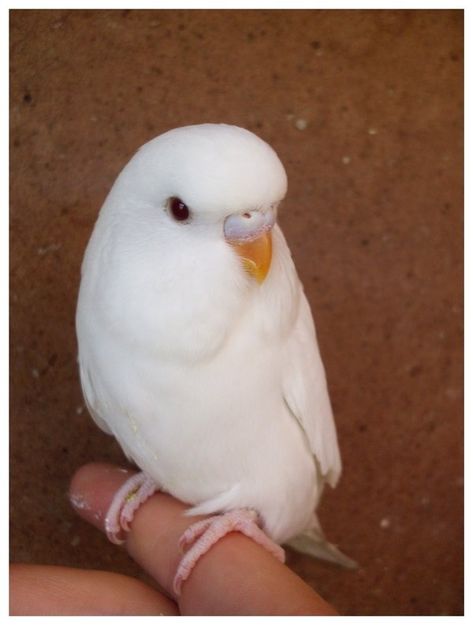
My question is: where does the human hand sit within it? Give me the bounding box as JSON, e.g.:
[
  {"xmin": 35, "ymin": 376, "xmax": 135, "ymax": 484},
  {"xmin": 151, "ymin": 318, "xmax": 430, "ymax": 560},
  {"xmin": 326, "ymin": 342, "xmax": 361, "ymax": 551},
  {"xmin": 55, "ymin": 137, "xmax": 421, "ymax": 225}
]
[{"xmin": 10, "ymin": 463, "xmax": 338, "ymax": 615}]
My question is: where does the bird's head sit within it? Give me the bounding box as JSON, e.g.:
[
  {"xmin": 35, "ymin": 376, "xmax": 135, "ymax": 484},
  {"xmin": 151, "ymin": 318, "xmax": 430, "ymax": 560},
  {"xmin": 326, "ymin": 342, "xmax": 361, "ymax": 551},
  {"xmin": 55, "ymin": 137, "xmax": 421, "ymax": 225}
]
[
  {"xmin": 106, "ymin": 123, "xmax": 287, "ymax": 285},
  {"xmin": 82, "ymin": 124, "xmax": 293, "ymax": 360}
]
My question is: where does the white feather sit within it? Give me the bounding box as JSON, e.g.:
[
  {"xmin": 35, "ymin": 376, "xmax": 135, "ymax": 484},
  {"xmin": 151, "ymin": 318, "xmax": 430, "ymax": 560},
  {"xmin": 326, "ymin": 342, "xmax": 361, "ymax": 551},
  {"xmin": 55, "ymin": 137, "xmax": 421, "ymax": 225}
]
[
  {"xmin": 76, "ymin": 124, "xmax": 344, "ymax": 550},
  {"xmin": 282, "ymin": 287, "xmax": 342, "ymax": 488}
]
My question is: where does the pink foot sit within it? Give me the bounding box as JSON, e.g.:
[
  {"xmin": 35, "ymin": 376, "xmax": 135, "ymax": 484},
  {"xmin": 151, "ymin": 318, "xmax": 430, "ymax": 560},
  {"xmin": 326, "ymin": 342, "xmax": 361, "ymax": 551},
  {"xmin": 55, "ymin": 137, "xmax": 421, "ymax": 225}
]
[
  {"xmin": 104, "ymin": 472, "xmax": 158, "ymax": 544},
  {"xmin": 173, "ymin": 508, "xmax": 285, "ymax": 595}
]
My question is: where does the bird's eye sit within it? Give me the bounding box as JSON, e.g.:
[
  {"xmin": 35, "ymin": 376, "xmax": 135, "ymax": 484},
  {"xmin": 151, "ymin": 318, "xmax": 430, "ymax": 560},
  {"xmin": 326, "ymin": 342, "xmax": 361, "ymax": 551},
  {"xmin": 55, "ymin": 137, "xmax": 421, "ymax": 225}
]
[{"xmin": 169, "ymin": 197, "xmax": 190, "ymax": 222}]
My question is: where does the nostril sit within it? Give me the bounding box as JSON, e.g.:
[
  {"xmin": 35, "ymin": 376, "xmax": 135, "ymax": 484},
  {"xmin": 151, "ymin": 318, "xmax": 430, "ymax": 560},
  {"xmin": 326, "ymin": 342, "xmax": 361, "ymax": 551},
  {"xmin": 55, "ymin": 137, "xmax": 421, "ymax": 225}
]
[{"xmin": 224, "ymin": 208, "xmax": 275, "ymax": 242}]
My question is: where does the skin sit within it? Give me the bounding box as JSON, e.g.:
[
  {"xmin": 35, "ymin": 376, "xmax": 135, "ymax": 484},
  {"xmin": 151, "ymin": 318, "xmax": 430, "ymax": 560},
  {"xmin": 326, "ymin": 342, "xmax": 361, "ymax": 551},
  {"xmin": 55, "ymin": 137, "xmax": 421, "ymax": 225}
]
[{"xmin": 10, "ymin": 463, "xmax": 338, "ymax": 616}]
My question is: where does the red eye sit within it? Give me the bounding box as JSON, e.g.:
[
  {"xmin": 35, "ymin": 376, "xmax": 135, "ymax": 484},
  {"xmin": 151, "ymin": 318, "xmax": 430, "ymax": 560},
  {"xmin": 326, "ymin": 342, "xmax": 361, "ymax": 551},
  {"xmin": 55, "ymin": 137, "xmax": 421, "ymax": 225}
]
[{"xmin": 169, "ymin": 197, "xmax": 190, "ymax": 222}]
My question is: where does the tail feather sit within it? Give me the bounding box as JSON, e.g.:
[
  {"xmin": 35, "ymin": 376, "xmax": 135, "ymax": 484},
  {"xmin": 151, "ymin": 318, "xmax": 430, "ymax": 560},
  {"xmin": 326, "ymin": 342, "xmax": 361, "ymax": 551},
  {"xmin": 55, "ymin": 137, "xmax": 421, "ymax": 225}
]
[{"xmin": 286, "ymin": 519, "xmax": 358, "ymax": 569}]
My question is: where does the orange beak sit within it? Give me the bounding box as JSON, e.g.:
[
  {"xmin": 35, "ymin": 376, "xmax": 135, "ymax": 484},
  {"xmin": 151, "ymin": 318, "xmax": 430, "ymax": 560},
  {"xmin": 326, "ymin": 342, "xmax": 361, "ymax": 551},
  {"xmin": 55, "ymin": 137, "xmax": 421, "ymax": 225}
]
[{"xmin": 229, "ymin": 231, "xmax": 272, "ymax": 284}]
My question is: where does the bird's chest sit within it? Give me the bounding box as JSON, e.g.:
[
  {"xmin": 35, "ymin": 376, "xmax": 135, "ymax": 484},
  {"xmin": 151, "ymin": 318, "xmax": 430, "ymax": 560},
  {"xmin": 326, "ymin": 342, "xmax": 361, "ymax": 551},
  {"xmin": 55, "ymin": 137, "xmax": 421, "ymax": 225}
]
[{"xmin": 108, "ymin": 333, "xmax": 312, "ymax": 509}]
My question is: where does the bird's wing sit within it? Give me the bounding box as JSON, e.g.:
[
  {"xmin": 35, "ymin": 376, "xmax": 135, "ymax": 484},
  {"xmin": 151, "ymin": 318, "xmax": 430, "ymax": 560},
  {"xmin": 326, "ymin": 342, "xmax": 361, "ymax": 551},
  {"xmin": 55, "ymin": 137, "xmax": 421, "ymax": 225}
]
[
  {"xmin": 78, "ymin": 358, "xmax": 113, "ymax": 435},
  {"xmin": 282, "ymin": 292, "xmax": 341, "ymax": 487}
]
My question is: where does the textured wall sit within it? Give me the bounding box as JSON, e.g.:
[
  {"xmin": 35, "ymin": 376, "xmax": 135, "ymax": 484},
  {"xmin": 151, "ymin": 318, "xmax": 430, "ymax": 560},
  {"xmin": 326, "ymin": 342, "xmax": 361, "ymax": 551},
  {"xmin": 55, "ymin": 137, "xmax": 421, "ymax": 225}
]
[{"xmin": 10, "ymin": 9, "xmax": 463, "ymax": 615}]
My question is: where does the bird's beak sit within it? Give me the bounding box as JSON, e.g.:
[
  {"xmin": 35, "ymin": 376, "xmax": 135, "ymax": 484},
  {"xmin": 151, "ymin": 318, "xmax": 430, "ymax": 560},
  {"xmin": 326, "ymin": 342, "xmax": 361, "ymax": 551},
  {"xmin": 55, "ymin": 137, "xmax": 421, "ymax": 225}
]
[
  {"xmin": 223, "ymin": 207, "xmax": 276, "ymax": 284},
  {"xmin": 230, "ymin": 233, "xmax": 272, "ymax": 284}
]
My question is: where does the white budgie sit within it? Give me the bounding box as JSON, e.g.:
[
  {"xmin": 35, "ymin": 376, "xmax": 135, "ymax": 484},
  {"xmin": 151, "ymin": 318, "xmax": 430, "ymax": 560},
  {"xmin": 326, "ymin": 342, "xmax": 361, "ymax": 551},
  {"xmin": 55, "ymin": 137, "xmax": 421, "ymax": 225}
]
[{"xmin": 76, "ymin": 124, "xmax": 355, "ymax": 594}]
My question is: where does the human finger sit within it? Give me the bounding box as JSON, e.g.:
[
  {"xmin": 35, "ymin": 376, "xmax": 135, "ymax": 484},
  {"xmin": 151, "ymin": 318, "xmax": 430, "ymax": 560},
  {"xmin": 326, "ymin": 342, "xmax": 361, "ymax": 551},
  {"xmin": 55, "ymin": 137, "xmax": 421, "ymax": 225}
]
[
  {"xmin": 70, "ymin": 463, "xmax": 338, "ymax": 615},
  {"xmin": 9, "ymin": 563, "xmax": 178, "ymax": 615}
]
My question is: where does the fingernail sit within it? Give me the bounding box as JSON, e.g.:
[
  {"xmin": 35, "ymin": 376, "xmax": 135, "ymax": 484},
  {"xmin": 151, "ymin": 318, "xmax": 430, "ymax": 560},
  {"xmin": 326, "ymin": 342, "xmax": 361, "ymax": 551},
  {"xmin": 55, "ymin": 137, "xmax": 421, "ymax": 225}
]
[{"xmin": 69, "ymin": 490, "xmax": 92, "ymax": 512}]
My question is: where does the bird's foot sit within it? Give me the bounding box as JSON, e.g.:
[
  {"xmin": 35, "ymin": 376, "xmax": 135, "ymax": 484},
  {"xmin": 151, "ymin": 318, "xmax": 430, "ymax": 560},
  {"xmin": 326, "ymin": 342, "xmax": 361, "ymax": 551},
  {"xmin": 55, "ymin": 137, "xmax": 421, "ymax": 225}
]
[
  {"xmin": 104, "ymin": 471, "xmax": 159, "ymax": 544},
  {"xmin": 174, "ymin": 508, "xmax": 285, "ymax": 595}
]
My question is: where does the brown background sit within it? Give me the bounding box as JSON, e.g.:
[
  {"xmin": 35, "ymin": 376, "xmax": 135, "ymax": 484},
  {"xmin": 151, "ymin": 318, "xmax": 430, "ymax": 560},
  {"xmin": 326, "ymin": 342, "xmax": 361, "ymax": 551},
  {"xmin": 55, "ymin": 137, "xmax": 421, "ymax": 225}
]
[{"xmin": 10, "ymin": 9, "xmax": 463, "ymax": 616}]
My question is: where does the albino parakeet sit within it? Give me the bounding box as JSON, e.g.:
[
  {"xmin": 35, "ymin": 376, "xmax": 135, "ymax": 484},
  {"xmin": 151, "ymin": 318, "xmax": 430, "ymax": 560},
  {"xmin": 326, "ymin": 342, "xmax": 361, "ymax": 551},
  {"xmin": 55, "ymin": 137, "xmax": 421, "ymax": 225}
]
[{"xmin": 76, "ymin": 124, "xmax": 354, "ymax": 594}]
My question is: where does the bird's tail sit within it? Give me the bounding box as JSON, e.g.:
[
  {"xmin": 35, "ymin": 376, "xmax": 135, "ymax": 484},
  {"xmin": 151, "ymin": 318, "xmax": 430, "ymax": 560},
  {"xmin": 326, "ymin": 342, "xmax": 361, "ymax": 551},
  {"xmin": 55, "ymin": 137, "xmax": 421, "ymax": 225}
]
[{"xmin": 285, "ymin": 515, "xmax": 358, "ymax": 569}]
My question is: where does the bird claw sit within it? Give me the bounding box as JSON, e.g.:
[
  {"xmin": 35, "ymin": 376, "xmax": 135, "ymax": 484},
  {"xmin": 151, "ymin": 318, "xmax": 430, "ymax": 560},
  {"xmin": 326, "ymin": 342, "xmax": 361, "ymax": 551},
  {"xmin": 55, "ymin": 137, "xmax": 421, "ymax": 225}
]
[
  {"xmin": 178, "ymin": 516, "xmax": 214, "ymax": 552},
  {"xmin": 174, "ymin": 508, "xmax": 285, "ymax": 595},
  {"xmin": 104, "ymin": 472, "xmax": 158, "ymax": 544}
]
